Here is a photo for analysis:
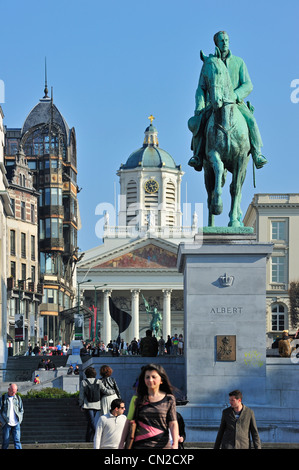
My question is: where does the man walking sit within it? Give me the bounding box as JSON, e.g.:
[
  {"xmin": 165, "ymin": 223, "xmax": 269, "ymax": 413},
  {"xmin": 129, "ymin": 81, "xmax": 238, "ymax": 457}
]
[
  {"xmin": 214, "ymin": 390, "xmax": 261, "ymax": 449},
  {"xmin": 94, "ymin": 398, "xmax": 126, "ymax": 449},
  {"xmin": 0, "ymin": 383, "xmax": 24, "ymax": 449}
]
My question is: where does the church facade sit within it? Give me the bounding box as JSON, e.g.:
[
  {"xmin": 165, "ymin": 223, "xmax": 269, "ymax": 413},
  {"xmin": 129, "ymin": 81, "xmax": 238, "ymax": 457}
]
[{"xmin": 77, "ymin": 119, "xmax": 199, "ymax": 345}]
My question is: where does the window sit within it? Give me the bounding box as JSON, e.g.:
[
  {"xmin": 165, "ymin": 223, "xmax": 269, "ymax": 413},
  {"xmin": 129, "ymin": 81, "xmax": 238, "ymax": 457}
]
[
  {"xmin": 7, "ymin": 139, "xmax": 18, "ymax": 155},
  {"xmin": 45, "ymin": 219, "xmax": 51, "ymax": 238},
  {"xmin": 43, "ymin": 288, "xmax": 58, "ymax": 304},
  {"xmin": 23, "ymin": 128, "xmax": 65, "ymax": 157},
  {"xmin": 21, "ymin": 263, "xmax": 26, "ymax": 280},
  {"xmin": 126, "ymin": 180, "xmax": 138, "ymax": 225},
  {"xmin": 165, "ymin": 180, "xmax": 176, "ymax": 226},
  {"xmin": 21, "ymin": 233, "xmax": 26, "ymax": 258},
  {"xmin": 271, "ymin": 304, "xmax": 287, "ymax": 331},
  {"xmin": 51, "ymin": 188, "xmax": 62, "ymax": 206},
  {"xmin": 39, "ymin": 219, "xmax": 45, "ymax": 240},
  {"xmin": 40, "ymin": 252, "xmax": 59, "ymax": 275},
  {"xmin": 10, "ymin": 199, "xmax": 15, "ymax": 216},
  {"xmin": 31, "ymin": 235, "xmax": 35, "ymax": 260},
  {"xmin": 271, "ymin": 256, "xmax": 285, "ymax": 283},
  {"xmin": 31, "ymin": 204, "xmax": 35, "ymax": 223},
  {"xmin": 10, "ymin": 230, "xmax": 16, "ymax": 256},
  {"xmin": 31, "ymin": 266, "xmax": 35, "ymax": 283},
  {"xmin": 10, "ymin": 261, "xmax": 16, "ymax": 279},
  {"xmin": 271, "ymin": 221, "xmax": 286, "ymax": 241},
  {"xmin": 21, "ymin": 201, "xmax": 26, "ymax": 220},
  {"xmin": 43, "ymin": 188, "xmax": 62, "ymax": 206}
]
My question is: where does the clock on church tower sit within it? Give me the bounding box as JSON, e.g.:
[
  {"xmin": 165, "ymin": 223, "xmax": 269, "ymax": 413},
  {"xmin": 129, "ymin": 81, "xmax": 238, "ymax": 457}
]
[
  {"xmin": 144, "ymin": 179, "xmax": 159, "ymax": 194},
  {"xmin": 117, "ymin": 116, "xmax": 184, "ymax": 230}
]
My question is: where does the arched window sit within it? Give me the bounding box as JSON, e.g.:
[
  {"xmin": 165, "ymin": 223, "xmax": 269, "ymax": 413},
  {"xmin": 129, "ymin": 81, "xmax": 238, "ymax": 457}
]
[
  {"xmin": 23, "ymin": 127, "xmax": 65, "ymax": 158},
  {"xmin": 271, "ymin": 303, "xmax": 287, "ymax": 331},
  {"xmin": 165, "ymin": 180, "xmax": 176, "ymax": 226},
  {"xmin": 126, "ymin": 180, "xmax": 138, "ymax": 225}
]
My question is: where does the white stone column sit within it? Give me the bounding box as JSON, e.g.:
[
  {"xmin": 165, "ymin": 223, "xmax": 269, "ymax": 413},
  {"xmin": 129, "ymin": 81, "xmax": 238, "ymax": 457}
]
[
  {"xmin": 131, "ymin": 289, "xmax": 140, "ymax": 340},
  {"xmin": 103, "ymin": 289, "xmax": 112, "ymax": 346},
  {"xmin": 162, "ymin": 289, "xmax": 172, "ymax": 339}
]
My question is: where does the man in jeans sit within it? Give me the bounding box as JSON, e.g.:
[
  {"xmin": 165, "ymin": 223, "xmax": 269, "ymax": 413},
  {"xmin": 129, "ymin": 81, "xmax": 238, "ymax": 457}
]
[{"xmin": 0, "ymin": 383, "xmax": 24, "ymax": 449}]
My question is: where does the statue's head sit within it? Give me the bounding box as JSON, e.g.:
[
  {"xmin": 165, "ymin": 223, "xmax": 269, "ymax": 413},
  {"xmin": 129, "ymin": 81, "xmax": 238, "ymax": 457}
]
[{"xmin": 213, "ymin": 31, "xmax": 229, "ymax": 55}]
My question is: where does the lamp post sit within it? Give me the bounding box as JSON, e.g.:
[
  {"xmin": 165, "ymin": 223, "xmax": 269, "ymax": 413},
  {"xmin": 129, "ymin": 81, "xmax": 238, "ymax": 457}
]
[
  {"xmin": 76, "ymin": 279, "xmax": 91, "ymax": 340},
  {"xmin": 94, "ymin": 284, "xmax": 107, "ymax": 342},
  {"xmin": 15, "ymin": 277, "xmax": 31, "ymax": 349}
]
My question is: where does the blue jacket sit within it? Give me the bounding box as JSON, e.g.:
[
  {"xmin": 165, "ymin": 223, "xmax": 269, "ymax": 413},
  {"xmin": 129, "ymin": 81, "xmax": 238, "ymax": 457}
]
[{"xmin": 0, "ymin": 393, "xmax": 24, "ymax": 426}]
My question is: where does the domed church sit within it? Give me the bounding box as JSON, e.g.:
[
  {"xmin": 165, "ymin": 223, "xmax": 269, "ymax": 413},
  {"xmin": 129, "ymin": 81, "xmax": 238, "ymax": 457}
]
[{"xmin": 77, "ymin": 116, "xmax": 199, "ymax": 346}]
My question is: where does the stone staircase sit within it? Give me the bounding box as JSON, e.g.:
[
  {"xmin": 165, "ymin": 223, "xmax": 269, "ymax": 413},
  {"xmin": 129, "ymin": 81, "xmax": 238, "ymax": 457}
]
[
  {"xmin": 1, "ymin": 356, "xmax": 89, "ymax": 445},
  {"xmin": 4, "ymin": 355, "xmax": 68, "ymax": 382},
  {"xmin": 0, "ymin": 398, "xmax": 88, "ymax": 444}
]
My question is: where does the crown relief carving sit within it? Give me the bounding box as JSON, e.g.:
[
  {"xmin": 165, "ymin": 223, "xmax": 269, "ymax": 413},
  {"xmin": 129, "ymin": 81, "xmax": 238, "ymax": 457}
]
[{"xmin": 218, "ymin": 273, "xmax": 234, "ymax": 287}]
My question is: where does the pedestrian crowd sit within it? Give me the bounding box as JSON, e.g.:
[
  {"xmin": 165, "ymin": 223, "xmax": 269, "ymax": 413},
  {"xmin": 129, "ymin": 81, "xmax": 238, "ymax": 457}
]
[
  {"xmin": 26, "ymin": 342, "xmax": 70, "ymax": 357},
  {"xmin": 0, "ymin": 378, "xmax": 261, "ymax": 450},
  {"xmin": 80, "ymin": 333, "xmax": 184, "ymax": 357}
]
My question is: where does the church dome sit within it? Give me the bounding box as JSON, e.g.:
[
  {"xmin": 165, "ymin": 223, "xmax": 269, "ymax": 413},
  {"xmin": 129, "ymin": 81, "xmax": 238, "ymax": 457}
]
[{"xmin": 121, "ymin": 120, "xmax": 178, "ymax": 170}]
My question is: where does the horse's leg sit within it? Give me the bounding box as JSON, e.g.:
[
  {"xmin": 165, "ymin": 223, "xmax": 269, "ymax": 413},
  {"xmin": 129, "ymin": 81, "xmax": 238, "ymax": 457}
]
[
  {"xmin": 207, "ymin": 150, "xmax": 224, "ymax": 215},
  {"xmin": 237, "ymin": 167, "xmax": 247, "ymax": 226},
  {"xmin": 203, "ymin": 163, "xmax": 215, "ymax": 226},
  {"xmin": 228, "ymin": 156, "xmax": 247, "ymax": 227}
]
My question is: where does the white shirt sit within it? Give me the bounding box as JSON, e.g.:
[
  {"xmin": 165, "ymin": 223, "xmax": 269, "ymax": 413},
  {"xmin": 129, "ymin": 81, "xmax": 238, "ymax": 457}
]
[
  {"xmin": 8, "ymin": 396, "xmax": 18, "ymax": 426},
  {"xmin": 94, "ymin": 413, "xmax": 127, "ymax": 449}
]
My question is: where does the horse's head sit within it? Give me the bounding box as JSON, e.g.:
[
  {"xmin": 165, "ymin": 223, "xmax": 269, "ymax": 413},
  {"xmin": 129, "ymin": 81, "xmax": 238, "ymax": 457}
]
[{"xmin": 200, "ymin": 48, "xmax": 233, "ymax": 111}]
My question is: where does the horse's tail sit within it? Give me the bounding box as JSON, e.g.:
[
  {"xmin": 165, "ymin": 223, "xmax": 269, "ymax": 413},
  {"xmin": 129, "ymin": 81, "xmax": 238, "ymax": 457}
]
[{"xmin": 253, "ymin": 160, "xmax": 256, "ymax": 188}]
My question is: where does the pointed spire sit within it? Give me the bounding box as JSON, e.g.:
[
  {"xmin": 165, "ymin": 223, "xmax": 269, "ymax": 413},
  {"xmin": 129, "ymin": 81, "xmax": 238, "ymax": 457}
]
[{"xmin": 43, "ymin": 57, "xmax": 49, "ymax": 98}]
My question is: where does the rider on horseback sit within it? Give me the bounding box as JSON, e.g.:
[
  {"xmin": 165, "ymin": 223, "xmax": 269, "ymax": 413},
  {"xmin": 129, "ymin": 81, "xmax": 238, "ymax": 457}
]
[{"xmin": 188, "ymin": 31, "xmax": 267, "ymax": 172}]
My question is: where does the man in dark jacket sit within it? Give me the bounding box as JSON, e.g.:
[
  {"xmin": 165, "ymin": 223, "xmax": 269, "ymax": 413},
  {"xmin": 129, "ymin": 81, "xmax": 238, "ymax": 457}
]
[
  {"xmin": 214, "ymin": 390, "xmax": 261, "ymax": 449},
  {"xmin": 140, "ymin": 330, "xmax": 158, "ymax": 357}
]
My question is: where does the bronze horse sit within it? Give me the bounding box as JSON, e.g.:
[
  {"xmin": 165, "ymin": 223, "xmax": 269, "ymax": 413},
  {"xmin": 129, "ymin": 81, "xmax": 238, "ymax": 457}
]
[{"xmin": 197, "ymin": 48, "xmax": 251, "ymax": 227}]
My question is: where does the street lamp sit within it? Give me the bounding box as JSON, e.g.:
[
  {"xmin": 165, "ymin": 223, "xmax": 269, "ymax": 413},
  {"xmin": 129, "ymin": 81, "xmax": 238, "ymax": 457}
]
[
  {"xmin": 76, "ymin": 279, "xmax": 91, "ymax": 340},
  {"xmin": 93, "ymin": 284, "xmax": 107, "ymax": 342}
]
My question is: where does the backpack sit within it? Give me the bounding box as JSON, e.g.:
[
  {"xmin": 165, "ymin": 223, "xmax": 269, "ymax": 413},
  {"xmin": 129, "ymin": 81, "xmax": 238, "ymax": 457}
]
[{"xmin": 84, "ymin": 379, "xmax": 101, "ymax": 402}]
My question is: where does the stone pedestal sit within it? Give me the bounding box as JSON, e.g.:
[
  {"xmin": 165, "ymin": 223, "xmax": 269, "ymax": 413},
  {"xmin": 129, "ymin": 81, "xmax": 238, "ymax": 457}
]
[
  {"xmin": 67, "ymin": 340, "xmax": 82, "ymax": 366},
  {"xmin": 177, "ymin": 232, "xmax": 273, "ymax": 406}
]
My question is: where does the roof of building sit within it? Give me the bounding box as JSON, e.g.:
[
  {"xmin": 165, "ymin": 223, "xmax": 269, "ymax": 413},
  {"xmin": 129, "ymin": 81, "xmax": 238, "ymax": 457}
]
[
  {"xmin": 120, "ymin": 122, "xmax": 178, "ymax": 170},
  {"xmin": 21, "ymin": 91, "xmax": 70, "ymax": 138}
]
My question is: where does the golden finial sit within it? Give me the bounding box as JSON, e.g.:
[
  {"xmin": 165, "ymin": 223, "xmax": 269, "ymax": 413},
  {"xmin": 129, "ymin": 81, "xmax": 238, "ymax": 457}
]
[{"xmin": 148, "ymin": 114, "xmax": 155, "ymax": 125}]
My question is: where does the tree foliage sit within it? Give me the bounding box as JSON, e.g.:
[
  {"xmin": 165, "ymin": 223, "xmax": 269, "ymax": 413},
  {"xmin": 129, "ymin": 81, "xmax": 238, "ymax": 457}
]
[{"xmin": 289, "ymin": 281, "xmax": 299, "ymax": 329}]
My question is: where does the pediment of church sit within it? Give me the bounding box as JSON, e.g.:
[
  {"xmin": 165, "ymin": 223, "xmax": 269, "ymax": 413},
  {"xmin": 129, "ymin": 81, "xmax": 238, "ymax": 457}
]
[{"xmin": 92, "ymin": 241, "xmax": 178, "ymax": 269}]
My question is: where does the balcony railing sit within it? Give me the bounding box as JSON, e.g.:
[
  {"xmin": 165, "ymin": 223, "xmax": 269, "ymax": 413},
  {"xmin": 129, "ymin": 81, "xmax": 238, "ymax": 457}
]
[{"xmin": 7, "ymin": 278, "xmax": 43, "ymax": 295}]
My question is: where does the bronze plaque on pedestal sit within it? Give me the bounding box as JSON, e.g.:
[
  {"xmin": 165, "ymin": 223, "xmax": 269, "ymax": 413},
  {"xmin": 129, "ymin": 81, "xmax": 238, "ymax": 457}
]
[{"xmin": 216, "ymin": 335, "xmax": 236, "ymax": 361}]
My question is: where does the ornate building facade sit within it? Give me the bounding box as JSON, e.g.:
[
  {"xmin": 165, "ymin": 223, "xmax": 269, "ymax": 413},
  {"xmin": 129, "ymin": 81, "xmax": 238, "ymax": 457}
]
[
  {"xmin": 0, "ymin": 105, "xmax": 12, "ymax": 371},
  {"xmin": 5, "ymin": 147, "xmax": 42, "ymax": 352},
  {"xmin": 5, "ymin": 85, "xmax": 79, "ymax": 347}
]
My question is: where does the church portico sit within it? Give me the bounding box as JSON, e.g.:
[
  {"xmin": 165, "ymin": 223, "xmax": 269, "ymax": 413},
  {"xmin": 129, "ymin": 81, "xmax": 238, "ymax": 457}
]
[{"xmin": 80, "ymin": 283, "xmax": 183, "ymax": 346}]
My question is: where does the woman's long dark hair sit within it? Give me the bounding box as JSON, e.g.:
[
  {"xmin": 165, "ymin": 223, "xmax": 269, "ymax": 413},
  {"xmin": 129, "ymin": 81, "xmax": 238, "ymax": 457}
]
[{"xmin": 136, "ymin": 364, "xmax": 173, "ymax": 402}]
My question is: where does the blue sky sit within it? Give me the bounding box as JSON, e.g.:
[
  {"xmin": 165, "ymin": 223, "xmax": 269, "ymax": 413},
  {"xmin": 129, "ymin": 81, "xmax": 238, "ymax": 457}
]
[{"xmin": 1, "ymin": 0, "xmax": 299, "ymax": 251}]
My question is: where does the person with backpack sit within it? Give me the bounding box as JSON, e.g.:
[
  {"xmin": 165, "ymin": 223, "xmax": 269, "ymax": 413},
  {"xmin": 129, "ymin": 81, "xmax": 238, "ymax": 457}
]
[
  {"xmin": 0, "ymin": 383, "xmax": 24, "ymax": 449},
  {"xmin": 79, "ymin": 367, "xmax": 116, "ymax": 442}
]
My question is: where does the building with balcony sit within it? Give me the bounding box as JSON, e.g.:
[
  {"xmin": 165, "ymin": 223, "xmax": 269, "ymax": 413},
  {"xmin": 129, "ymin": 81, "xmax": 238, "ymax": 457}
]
[
  {"xmin": 244, "ymin": 193, "xmax": 299, "ymax": 343},
  {"xmin": 5, "ymin": 84, "xmax": 80, "ymax": 347},
  {"xmin": 5, "ymin": 146, "xmax": 42, "ymax": 352},
  {"xmin": 0, "ymin": 105, "xmax": 13, "ymax": 372}
]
